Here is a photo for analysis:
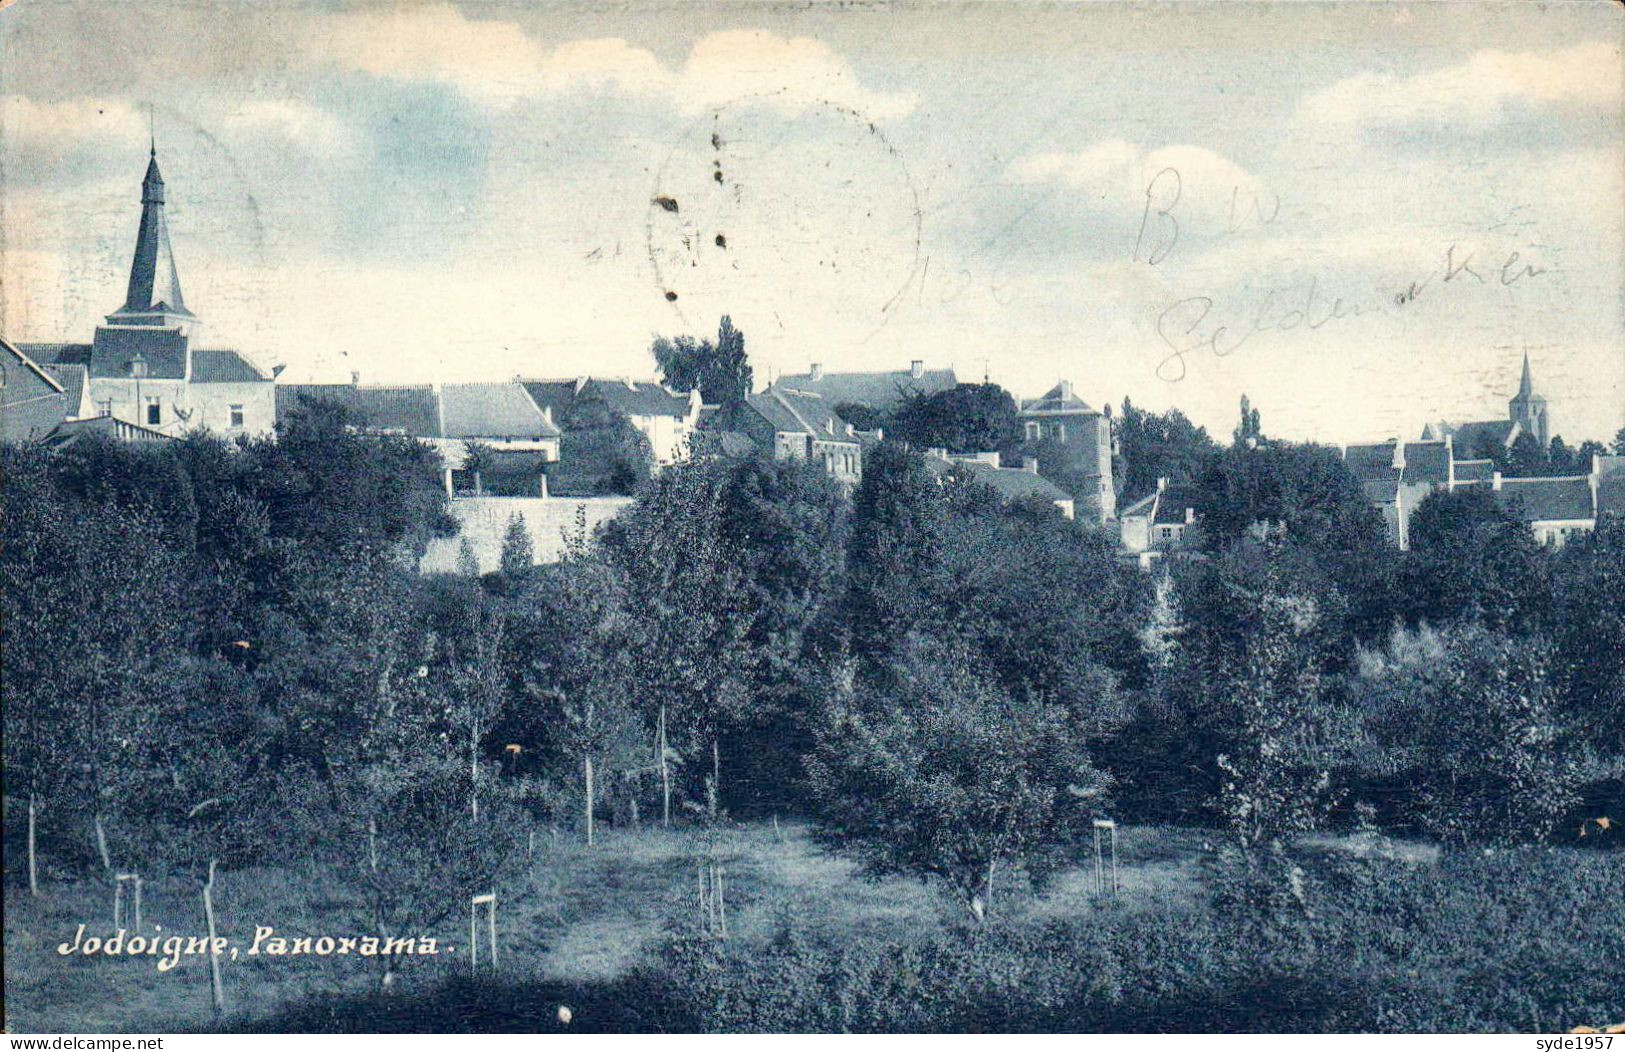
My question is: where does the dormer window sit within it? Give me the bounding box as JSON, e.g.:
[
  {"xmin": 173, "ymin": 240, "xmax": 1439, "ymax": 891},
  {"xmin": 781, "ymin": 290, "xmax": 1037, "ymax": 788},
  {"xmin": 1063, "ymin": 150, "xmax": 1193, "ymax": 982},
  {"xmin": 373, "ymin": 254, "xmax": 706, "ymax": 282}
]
[{"xmin": 1024, "ymin": 421, "xmax": 1040, "ymax": 441}]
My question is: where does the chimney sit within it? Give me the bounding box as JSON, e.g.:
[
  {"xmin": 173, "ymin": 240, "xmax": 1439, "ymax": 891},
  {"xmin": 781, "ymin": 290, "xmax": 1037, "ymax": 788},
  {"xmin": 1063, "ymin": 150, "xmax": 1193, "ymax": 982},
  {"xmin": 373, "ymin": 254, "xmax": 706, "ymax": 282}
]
[
  {"xmin": 910, "ymin": 359, "xmax": 924, "ymax": 379},
  {"xmin": 1589, "ymin": 471, "xmax": 1599, "ymax": 516},
  {"xmin": 1392, "ymin": 439, "xmax": 1407, "ymax": 471},
  {"xmin": 845, "ymin": 422, "xmax": 855, "ymax": 436},
  {"xmin": 1022, "ymin": 456, "xmax": 1039, "ymax": 474},
  {"xmin": 1492, "ymin": 470, "xmax": 1503, "ymax": 491},
  {"xmin": 541, "ymin": 405, "xmax": 553, "ymax": 427},
  {"xmin": 1157, "ymin": 476, "xmax": 1168, "ymax": 492},
  {"xmin": 1058, "ymin": 380, "xmax": 1073, "ymax": 400},
  {"xmin": 350, "ymin": 370, "xmax": 361, "ymax": 386},
  {"xmin": 1185, "ymin": 506, "xmax": 1196, "ymax": 525},
  {"xmin": 810, "ymin": 362, "xmax": 824, "ymax": 381}
]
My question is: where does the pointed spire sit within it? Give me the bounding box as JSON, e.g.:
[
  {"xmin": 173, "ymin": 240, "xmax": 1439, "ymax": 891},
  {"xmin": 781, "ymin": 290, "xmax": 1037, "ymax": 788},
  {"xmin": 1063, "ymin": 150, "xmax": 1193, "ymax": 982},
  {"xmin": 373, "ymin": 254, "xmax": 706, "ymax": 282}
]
[
  {"xmin": 111, "ymin": 145, "xmax": 191, "ymax": 325},
  {"xmin": 1517, "ymin": 351, "xmax": 1534, "ymax": 399}
]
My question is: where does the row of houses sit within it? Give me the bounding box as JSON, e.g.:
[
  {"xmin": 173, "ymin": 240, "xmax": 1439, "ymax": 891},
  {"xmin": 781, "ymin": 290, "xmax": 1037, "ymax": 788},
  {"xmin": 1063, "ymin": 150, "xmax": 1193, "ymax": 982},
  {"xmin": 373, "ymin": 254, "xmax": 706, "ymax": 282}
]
[{"xmin": 1118, "ymin": 357, "xmax": 1622, "ymax": 566}]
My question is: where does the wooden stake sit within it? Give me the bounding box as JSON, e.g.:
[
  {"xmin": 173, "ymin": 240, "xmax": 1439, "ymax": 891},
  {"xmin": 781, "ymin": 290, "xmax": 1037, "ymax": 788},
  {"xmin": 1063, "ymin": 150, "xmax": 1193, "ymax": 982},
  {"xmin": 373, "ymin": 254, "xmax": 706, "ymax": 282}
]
[
  {"xmin": 203, "ymin": 860, "xmax": 225, "ymax": 1016},
  {"xmin": 94, "ymin": 814, "xmax": 111, "ymax": 871},
  {"xmin": 658, "ymin": 706, "xmax": 670, "ymax": 829},
  {"xmin": 584, "ymin": 755, "xmax": 595, "ymax": 847},
  {"xmin": 28, "ymin": 794, "xmax": 40, "ymax": 897}
]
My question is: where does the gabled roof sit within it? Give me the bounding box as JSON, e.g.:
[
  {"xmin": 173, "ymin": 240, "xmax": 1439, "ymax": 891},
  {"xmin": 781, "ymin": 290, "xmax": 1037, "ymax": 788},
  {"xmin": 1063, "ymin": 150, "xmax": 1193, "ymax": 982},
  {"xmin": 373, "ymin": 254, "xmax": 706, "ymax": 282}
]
[
  {"xmin": 745, "ymin": 386, "xmax": 858, "ymax": 444},
  {"xmin": 775, "ymin": 366, "xmax": 958, "ymax": 411},
  {"xmin": 192, "ymin": 349, "xmax": 270, "ymax": 383},
  {"xmin": 520, "ymin": 377, "xmax": 693, "ymax": 420},
  {"xmin": 1361, "ymin": 478, "xmax": 1401, "ymax": 504},
  {"xmin": 1020, "ymin": 381, "xmax": 1098, "ymax": 416},
  {"xmin": 927, "ymin": 457, "xmax": 1073, "ymax": 506},
  {"xmin": 1484, "ymin": 476, "xmax": 1596, "ymax": 523},
  {"xmin": 440, "ymin": 382, "xmax": 560, "ymax": 440},
  {"xmin": 1427, "ymin": 419, "xmax": 1519, "ymax": 455},
  {"xmin": 3, "ymin": 337, "xmax": 68, "ymax": 393},
  {"xmin": 1151, "ymin": 485, "xmax": 1201, "ymax": 525},
  {"xmin": 276, "ymin": 384, "xmax": 440, "ymax": 437},
  {"xmin": 1119, "ymin": 491, "xmax": 1159, "ymax": 519},
  {"xmin": 1343, "ymin": 439, "xmax": 1451, "ymax": 486},
  {"xmin": 41, "ymin": 363, "xmax": 90, "ymax": 417}
]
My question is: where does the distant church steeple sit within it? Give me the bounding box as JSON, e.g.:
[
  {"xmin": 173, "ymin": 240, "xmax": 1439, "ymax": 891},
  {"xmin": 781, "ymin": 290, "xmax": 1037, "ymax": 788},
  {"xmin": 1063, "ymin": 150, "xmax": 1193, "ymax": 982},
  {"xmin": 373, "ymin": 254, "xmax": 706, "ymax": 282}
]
[
  {"xmin": 1508, "ymin": 351, "xmax": 1550, "ymax": 448},
  {"xmin": 106, "ymin": 143, "xmax": 196, "ymax": 333}
]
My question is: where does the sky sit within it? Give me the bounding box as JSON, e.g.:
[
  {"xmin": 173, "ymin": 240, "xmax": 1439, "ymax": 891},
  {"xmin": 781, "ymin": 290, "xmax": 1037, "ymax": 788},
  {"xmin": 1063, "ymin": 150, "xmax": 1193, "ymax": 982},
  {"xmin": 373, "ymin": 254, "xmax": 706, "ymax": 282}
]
[{"xmin": 2, "ymin": 0, "xmax": 1622, "ymax": 445}]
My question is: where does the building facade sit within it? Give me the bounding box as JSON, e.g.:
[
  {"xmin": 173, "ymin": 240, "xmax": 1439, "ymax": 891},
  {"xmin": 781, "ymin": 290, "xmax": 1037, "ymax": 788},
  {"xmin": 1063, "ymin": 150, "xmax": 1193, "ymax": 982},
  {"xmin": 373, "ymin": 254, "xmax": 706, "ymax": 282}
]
[{"xmin": 1018, "ymin": 380, "xmax": 1116, "ymax": 523}]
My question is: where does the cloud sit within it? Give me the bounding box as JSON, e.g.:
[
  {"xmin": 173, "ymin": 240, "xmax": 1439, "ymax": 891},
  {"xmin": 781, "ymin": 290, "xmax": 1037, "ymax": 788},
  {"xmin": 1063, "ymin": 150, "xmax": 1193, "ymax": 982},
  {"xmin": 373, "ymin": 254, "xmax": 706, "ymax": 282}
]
[
  {"xmin": 300, "ymin": 6, "xmax": 914, "ymax": 119},
  {"xmin": 221, "ymin": 99, "xmax": 356, "ymax": 159},
  {"xmin": 1297, "ymin": 42, "xmax": 1621, "ymax": 130},
  {"xmin": 1, "ymin": 95, "xmax": 146, "ymax": 154}
]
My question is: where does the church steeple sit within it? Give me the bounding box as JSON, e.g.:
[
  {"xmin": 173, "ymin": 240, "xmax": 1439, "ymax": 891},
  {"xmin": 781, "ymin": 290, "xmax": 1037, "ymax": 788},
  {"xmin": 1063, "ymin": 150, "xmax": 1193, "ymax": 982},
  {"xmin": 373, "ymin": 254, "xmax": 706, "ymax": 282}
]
[
  {"xmin": 107, "ymin": 144, "xmax": 195, "ymax": 332},
  {"xmin": 1508, "ymin": 350, "xmax": 1549, "ymax": 448}
]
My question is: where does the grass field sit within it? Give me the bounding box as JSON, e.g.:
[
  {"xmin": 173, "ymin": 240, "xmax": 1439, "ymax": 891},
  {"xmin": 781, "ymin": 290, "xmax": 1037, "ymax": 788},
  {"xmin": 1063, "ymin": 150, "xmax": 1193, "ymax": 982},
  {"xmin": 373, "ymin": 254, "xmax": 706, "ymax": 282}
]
[{"xmin": 3, "ymin": 820, "xmax": 1210, "ymax": 1033}]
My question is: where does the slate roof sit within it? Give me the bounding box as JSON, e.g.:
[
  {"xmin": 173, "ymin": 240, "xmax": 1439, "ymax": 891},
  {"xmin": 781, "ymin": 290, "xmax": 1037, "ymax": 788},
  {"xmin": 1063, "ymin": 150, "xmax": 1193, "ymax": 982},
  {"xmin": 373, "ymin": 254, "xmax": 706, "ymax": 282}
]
[
  {"xmin": 1344, "ymin": 439, "xmax": 1451, "ymax": 486},
  {"xmin": 1484, "ymin": 476, "xmax": 1596, "ymax": 523},
  {"xmin": 1361, "ymin": 478, "xmax": 1401, "ymax": 503},
  {"xmin": 1453, "ymin": 458, "xmax": 1496, "ymax": 483},
  {"xmin": 15, "ymin": 342, "xmax": 91, "ymax": 372},
  {"xmin": 1427, "ymin": 419, "xmax": 1519, "ymax": 456},
  {"xmin": 1597, "ymin": 456, "xmax": 1625, "ymax": 517},
  {"xmin": 88, "ymin": 325, "xmax": 190, "ymax": 379},
  {"xmin": 192, "ymin": 349, "xmax": 270, "ymax": 383},
  {"xmin": 4, "ymin": 338, "xmax": 67, "ymax": 392},
  {"xmin": 41, "ymin": 363, "xmax": 89, "ymax": 417},
  {"xmin": 775, "ymin": 366, "xmax": 958, "ymax": 412},
  {"xmin": 1119, "ymin": 491, "xmax": 1159, "ymax": 519},
  {"xmin": 1020, "ymin": 382, "xmax": 1098, "ymax": 416},
  {"xmin": 440, "ymin": 382, "xmax": 560, "ymax": 439},
  {"xmin": 746, "ymin": 386, "xmax": 858, "ymax": 444},
  {"xmin": 276, "ymin": 384, "xmax": 441, "ymax": 437},
  {"xmin": 1151, "ymin": 485, "xmax": 1201, "ymax": 526},
  {"xmin": 928, "ymin": 457, "xmax": 1073, "ymax": 506},
  {"xmin": 520, "ymin": 377, "xmax": 693, "ymax": 421}
]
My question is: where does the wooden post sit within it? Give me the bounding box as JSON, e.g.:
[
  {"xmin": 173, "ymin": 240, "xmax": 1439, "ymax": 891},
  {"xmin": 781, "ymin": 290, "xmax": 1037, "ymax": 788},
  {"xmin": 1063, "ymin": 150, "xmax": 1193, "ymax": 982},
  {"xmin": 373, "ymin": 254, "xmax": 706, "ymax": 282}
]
[
  {"xmin": 773, "ymin": 814, "xmax": 784, "ymax": 844},
  {"xmin": 716, "ymin": 867, "xmax": 727, "ymax": 939},
  {"xmin": 115, "ymin": 873, "xmax": 142, "ymax": 930},
  {"xmin": 986, "ymin": 857, "xmax": 997, "ymax": 914},
  {"xmin": 27, "ymin": 794, "xmax": 40, "ymax": 897},
  {"xmin": 368, "ymin": 817, "xmax": 379, "ymax": 874},
  {"xmin": 1093, "ymin": 819, "xmax": 1118, "ymax": 900},
  {"xmin": 94, "ymin": 814, "xmax": 111, "ymax": 871},
  {"xmin": 658, "ymin": 706, "xmax": 670, "ymax": 829},
  {"xmin": 584, "ymin": 755, "xmax": 595, "ymax": 847},
  {"xmin": 527, "ymin": 829, "xmax": 535, "ymax": 862},
  {"xmin": 470, "ymin": 893, "xmax": 497, "ymax": 974},
  {"xmin": 203, "ymin": 860, "xmax": 225, "ymax": 1016},
  {"xmin": 470, "ymin": 720, "xmax": 481, "ymax": 822}
]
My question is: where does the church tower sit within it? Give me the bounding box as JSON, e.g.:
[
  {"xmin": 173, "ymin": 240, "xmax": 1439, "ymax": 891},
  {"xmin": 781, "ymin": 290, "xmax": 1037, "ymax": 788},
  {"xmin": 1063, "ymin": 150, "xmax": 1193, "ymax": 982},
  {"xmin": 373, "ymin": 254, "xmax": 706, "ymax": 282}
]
[
  {"xmin": 104, "ymin": 144, "xmax": 198, "ymax": 336},
  {"xmin": 1507, "ymin": 351, "xmax": 1550, "ymax": 448}
]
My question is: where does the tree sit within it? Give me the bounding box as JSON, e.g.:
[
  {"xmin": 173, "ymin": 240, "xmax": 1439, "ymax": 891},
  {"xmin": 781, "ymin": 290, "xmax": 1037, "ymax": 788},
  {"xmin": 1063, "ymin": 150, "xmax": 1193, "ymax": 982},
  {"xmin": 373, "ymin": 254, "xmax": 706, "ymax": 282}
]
[
  {"xmin": 548, "ymin": 394, "xmax": 654, "ymax": 496},
  {"xmin": 499, "ymin": 514, "xmax": 534, "ymax": 578},
  {"xmin": 1505, "ymin": 430, "xmax": 1548, "ymax": 477},
  {"xmin": 1232, "ymin": 394, "xmax": 1263, "ymax": 447},
  {"xmin": 651, "ymin": 316, "xmax": 753, "ymax": 408},
  {"xmin": 805, "ymin": 638, "xmax": 1107, "ymax": 920},
  {"xmin": 1347, "ymin": 623, "xmax": 1580, "ymax": 844},
  {"xmin": 1114, "ymin": 397, "xmax": 1220, "ymax": 504},
  {"xmin": 1402, "ymin": 487, "xmax": 1550, "ymax": 632},
  {"xmin": 886, "ymin": 383, "xmax": 1022, "ymax": 454},
  {"xmin": 1548, "ymin": 517, "xmax": 1625, "ymax": 758},
  {"xmin": 1614, "ymin": 426, "xmax": 1625, "ymax": 456}
]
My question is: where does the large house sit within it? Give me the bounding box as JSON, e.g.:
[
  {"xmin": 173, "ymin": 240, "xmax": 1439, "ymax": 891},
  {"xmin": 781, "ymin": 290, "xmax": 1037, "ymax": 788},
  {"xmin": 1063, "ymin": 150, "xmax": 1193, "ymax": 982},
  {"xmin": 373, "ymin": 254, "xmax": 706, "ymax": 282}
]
[
  {"xmin": 277, "ymin": 380, "xmax": 562, "ymax": 496},
  {"xmin": 926, "ymin": 450, "xmax": 1075, "ymax": 519},
  {"xmin": 522, "ymin": 377, "xmax": 701, "ymax": 468},
  {"xmin": 1018, "ymin": 381, "xmax": 1116, "ymax": 523},
  {"xmin": 1340, "ymin": 437, "xmax": 1454, "ymax": 550},
  {"xmin": 707, "ymin": 385, "xmax": 864, "ymax": 484},
  {"xmin": 14, "ymin": 148, "xmax": 277, "ymax": 439},
  {"xmin": 775, "ymin": 360, "xmax": 957, "ymax": 415}
]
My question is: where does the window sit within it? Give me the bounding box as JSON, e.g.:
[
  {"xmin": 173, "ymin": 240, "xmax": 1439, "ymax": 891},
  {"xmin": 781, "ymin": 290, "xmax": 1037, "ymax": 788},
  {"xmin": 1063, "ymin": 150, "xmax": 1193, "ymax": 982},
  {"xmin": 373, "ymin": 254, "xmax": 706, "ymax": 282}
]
[
  {"xmin": 229, "ymin": 404, "xmax": 245, "ymax": 428},
  {"xmin": 145, "ymin": 396, "xmax": 161, "ymax": 426},
  {"xmin": 1024, "ymin": 421, "xmax": 1040, "ymax": 441},
  {"xmin": 1056, "ymin": 423, "xmax": 1067, "ymax": 442}
]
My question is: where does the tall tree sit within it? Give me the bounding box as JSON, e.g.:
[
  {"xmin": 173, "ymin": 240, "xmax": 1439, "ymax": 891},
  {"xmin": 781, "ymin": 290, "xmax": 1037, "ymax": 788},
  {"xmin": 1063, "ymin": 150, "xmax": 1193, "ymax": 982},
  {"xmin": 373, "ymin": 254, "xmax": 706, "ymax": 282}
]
[
  {"xmin": 651, "ymin": 315, "xmax": 753, "ymax": 408},
  {"xmin": 886, "ymin": 383, "xmax": 1022, "ymax": 454}
]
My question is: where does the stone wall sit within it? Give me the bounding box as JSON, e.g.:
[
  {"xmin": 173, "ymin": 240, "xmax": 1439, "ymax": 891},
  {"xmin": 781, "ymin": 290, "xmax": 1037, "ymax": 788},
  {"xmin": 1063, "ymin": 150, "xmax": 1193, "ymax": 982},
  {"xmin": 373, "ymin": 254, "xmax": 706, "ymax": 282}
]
[{"xmin": 419, "ymin": 495, "xmax": 634, "ymax": 574}]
